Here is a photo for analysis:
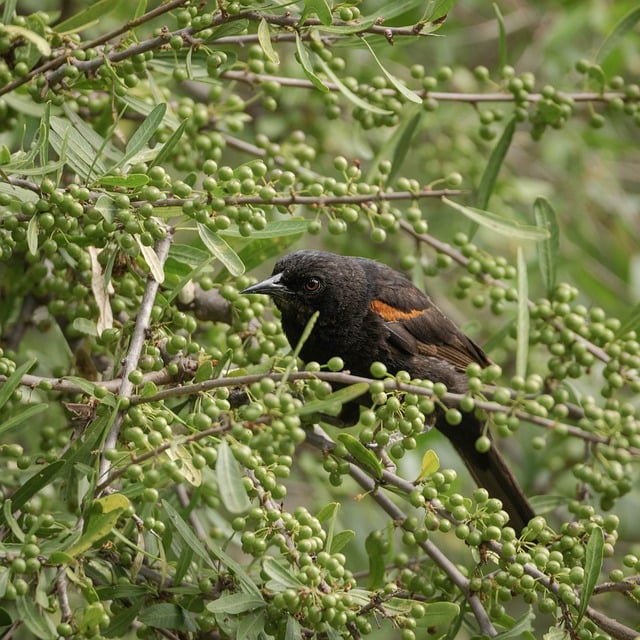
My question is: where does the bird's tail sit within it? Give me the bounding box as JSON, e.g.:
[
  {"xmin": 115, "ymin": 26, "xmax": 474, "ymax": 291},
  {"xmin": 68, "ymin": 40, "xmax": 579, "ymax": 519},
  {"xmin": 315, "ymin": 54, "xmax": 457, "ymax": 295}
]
[{"xmin": 441, "ymin": 415, "xmax": 535, "ymax": 534}]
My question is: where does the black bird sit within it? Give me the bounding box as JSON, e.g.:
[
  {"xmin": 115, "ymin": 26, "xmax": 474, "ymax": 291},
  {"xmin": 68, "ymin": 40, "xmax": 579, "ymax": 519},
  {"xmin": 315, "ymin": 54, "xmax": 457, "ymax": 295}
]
[{"xmin": 241, "ymin": 250, "xmax": 534, "ymax": 532}]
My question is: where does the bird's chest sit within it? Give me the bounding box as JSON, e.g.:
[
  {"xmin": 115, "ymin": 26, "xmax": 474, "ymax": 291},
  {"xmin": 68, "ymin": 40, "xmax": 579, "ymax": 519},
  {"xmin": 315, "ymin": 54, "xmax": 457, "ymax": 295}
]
[{"xmin": 283, "ymin": 310, "xmax": 398, "ymax": 376}]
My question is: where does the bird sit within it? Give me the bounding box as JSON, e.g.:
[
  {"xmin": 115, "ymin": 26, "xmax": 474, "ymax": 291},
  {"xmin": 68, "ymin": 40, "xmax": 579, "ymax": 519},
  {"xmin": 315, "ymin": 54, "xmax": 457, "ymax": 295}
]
[{"xmin": 241, "ymin": 250, "xmax": 535, "ymax": 532}]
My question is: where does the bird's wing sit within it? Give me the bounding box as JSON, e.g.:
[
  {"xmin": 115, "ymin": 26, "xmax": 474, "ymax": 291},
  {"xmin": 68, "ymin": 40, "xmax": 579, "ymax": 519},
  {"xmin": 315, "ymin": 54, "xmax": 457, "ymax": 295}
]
[{"xmin": 365, "ymin": 266, "xmax": 490, "ymax": 371}]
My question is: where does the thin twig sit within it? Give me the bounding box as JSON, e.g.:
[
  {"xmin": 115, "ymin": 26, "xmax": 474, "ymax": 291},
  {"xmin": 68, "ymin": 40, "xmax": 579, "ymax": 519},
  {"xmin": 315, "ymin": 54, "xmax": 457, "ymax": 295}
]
[{"xmin": 97, "ymin": 232, "xmax": 173, "ymax": 489}]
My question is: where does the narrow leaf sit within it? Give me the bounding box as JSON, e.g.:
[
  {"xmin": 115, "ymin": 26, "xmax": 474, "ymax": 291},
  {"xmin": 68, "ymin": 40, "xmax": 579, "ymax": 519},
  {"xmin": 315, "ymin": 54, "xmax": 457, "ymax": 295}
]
[
  {"xmin": 361, "ymin": 39, "xmax": 421, "ymax": 104},
  {"xmin": 258, "ymin": 18, "xmax": 279, "ymax": 64},
  {"xmin": 262, "ymin": 557, "xmax": 305, "ymax": 590},
  {"xmin": 365, "ymin": 530, "xmax": 386, "ymax": 589},
  {"xmin": 219, "ymin": 219, "xmax": 309, "ymax": 239},
  {"xmin": 55, "ymin": 0, "xmax": 119, "ymax": 34},
  {"xmin": 578, "ymin": 526, "xmax": 604, "ymax": 623},
  {"xmin": 15, "ymin": 597, "xmax": 56, "ymax": 640},
  {"xmin": 493, "ymin": 3, "xmax": 508, "ymax": 69},
  {"xmin": 149, "ymin": 119, "xmax": 187, "ymax": 169},
  {"xmin": 533, "ymin": 196, "xmax": 559, "ymax": 296},
  {"xmin": 476, "ymin": 117, "xmax": 516, "ymax": 210},
  {"xmin": 161, "ymin": 500, "xmax": 215, "ymax": 568},
  {"xmin": 597, "ymin": 6, "xmax": 640, "ymax": 64},
  {"xmin": 65, "ymin": 494, "xmax": 131, "ymax": 557},
  {"xmin": 317, "ymin": 58, "xmax": 392, "ymax": 115},
  {"xmin": 329, "ymin": 530, "xmax": 355, "ymax": 553},
  {"xmin": 0, "ymin": 461, "xmax": 64, "ymax": 525},
  {"xmin": 492, "ymin": 608, "xmax": 535, "ymax": 639},
  {"xmin": 426, "ymin": 0, "xmax": 455, "ymax": 22},
  {"xmin": 136, "ymin": 237, "xmax": 165, "ymax": 283},
  {"xmin": 372, "ymin": 105, "xmax": 422, "ymax": 184},
  {"xmin": 298, "ymin": 382, "xmax": 370, "ymax": 416},
  {"xmin": 26, "ymin": 214, "xmax": 38, "ymax": 255},
  {"xmin": 119, "ymin": 103, "xmax": 166, "ymax": 167},
  {"xmin": 300, "ymin": 0, "xmax": 332, "ymax": 25},
  {"xmin": 0, "ymin": 403, "xmax": 48, "ymax": 437},
  {"xmin": 337, "ymin": 433, "xmax": 383, "ymax": 479},
  {"xmin": 0, "ymin": 358, "xmax": 36, "ymax": 408},
  {"xmin": 138, "ymin": 604, "xmax": 196, "ymax": 631},
  {"xmin": 617, "ymin": 300, "xmax": 640, "ymax": 337},
  {"xmin": 295, "ymin": 34, "xmax": 329, "ymax": 92},
  {"xmin": 416, "ymin": 449, "xmax": 440, "ymax": 481},
  {"xmin": 216, "ymin": 440, "xmax": 252, "ymax": 514},
  {"xmin": 206, "ymin": 593, "xmax": 265, "ymax": 615},
  {"xmin": 4, "ymin": 25, "xmax": 51, "ymax": 56},
  {"xmin": 442, "ymin": 198, "xmax": 549, "ymax": 240},
  {"xmin": 409, "ymin": 601, "xmax": 460, "ymax": 627},
  {"xmin": 197, "ymin": 223, "xmax": 245, "ymax": 276},
  {"xmin": 96, "ymin": 174, "xmax": 149, "ymax": 188},
  {"xmin": 516, "ymin": 247, "xmax": 529, "ymax": 380}
]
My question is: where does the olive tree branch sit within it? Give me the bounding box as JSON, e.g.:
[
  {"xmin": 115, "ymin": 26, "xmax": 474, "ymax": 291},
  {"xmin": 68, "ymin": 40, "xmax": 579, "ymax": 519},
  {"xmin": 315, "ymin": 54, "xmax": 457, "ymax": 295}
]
[{"xmin": 97, "ymin": 231, "xmax": 173, "ymax": 490}]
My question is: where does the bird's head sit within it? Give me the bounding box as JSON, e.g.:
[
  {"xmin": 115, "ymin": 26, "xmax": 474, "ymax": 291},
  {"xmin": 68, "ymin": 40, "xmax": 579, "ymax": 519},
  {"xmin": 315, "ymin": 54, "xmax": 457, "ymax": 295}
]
[{"xmin": 240, "ymin": 250, "xmax": 369, "ymax": 324}]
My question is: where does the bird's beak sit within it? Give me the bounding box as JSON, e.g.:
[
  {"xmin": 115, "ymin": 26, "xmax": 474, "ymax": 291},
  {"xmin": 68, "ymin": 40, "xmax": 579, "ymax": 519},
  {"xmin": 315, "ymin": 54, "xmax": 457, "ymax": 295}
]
[{"xmin": 240, "ymin": 273, "xmax": 291, "ymax": 298}]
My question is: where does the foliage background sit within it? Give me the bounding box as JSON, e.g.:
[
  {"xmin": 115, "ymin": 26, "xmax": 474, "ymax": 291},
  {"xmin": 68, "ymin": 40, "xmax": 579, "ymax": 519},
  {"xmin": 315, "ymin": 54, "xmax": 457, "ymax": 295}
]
[{"xmin": 0, "ymin": 0, "xmax": 639, "ymax": 639}]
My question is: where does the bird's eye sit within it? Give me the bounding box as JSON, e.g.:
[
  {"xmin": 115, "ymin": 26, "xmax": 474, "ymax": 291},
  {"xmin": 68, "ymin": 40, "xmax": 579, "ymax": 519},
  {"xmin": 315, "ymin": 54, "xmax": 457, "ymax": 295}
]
[{"xmin": 304, "ymin": 277, "xmax": 322, "ymax": 294}]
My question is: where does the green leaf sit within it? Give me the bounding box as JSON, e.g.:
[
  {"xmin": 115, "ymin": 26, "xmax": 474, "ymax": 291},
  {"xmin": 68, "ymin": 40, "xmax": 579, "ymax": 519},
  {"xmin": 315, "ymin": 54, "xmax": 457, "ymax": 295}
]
[
  {"xmin": 169, "ymin": 243, "xmax": 210, "ymax": 267},
  {"xmin": 329, "ymin": 529, "xmax": 355, "ymax": 553},
  {"xmin": 493, "ymin": 609, "xmax": 535, "ymax": 639},
  {"xmin": 369, "ymin": 105, "xmax": 422, "ymax": 184},
  {"xmin": 476, "ymin": 117, "xmax": 516, "ymax": 210},
  {"xmin": 426, "ymin": 0, "xmax": 455, "ymax": 22},
  {"xmin": 65, "ymin": 494, "xmax": 131, "ymax": 557},
  {"xmin": 16, "ymin": 596, "xmax": 56, "ymax": 640},
  {"xmin": 0, "ymin": 403, "xmax": 48, "ymax": 437},
  {"xmin": 162, "ymin": 499, "xmax": 261, "ymax": 595},
  {"xmin": 416, "ymin": 449, "xmax": 440, "ymax": 481},
  {"xmin": 617, "ymin": 300, "xmax": 640, "ymax": 337},
  {"xmin": 219, "ymin": 219, "xmax": 309, "ymax": 239},
  {"xmin": 516, "ymin": 247, "xmax": 529, "ymax": 380},
  {"xmin": 412, "ymin": 601, "xmax": 460, "ymax": 627},
  {"xmin": 361, "ymin": 39, "xmax": 421, "ymax": 104},
  {"xmin": 316, "ymin": 502, "xmax": 340, "ymax": 522},
  {"xmin": 365, "ymin": 530, "xmax": 387, "ymax": 589},
  {"xmin": 262, "ymin": 556, "xmax": 305, "ymax": 591},
  {"xmin": 197, "ymin": 223, "xmax": 245, "ymax": 276},
  {"xmin": 533, "ymin": 196, "xmax": 559, "ymax": 296},
  {"xmin": 578, "ymin": 526, "xmax": 604, "ymax": 623},
  {"xmin": 117, "ymin": 103, "xmax": 166, "ymax": 168},
  {"xmin": 96, "ymin": 174, "xmax": 149, "ymax": 188},
  {"xmin": 206, "ymin": 593, "xmax": 266, "ymax": 614},
  {"xmin": 136, "ymin": 237, "xmax": 165, "ymax": 283},
  {"xmin": 72, "ymin": 317, "xmax": 98, "ymax": 336},
  {"xmin": 138, "ymin": 604, "xmax": 196, "ymax": 631},
  {"xmin": 300, "ymin": 0, "xmax": 332, "ymax": 26},
  {"xmin": 216, "ymin": 440, "xmax": 252, "ymax": 514},
  {"xmin": 0, "ymin": 461, "xmax": 64, "ymax": 526},
  {"xmin": 149, "ymin": 119, "xmax": 187, "ymax": 169},
  {"xmin": 298, "ymin": 382, "xmax": 370, "ymax": 416},
  {"xmin": 0, "ymin": 358, "xmax": 36, "ymax": 408},
  {"xmin": 257, "ymin": 18, "xmax": 279, "ymax": 64},
  {"xmin": 0, "ymin": 180, "xmax": 39, "ymax": 203},
  {"xmin": 26, "ymin": 213, "xmax": 38, "ymax": 255},
  {"xmin": 442, "ymin": 198, "xmax": 549, "ymax": 241},
  {"xmin": 49, "ymin": 115, "xmax": 107, "ymax": 180},
  {"xmin": 194, "ymin": 360, "xmax": 214, "ymax": 383},
  {"xmin": 295, "ymin": 33, "xmax": 329, "ymax": 92},
  {"xmin": 55, "ymin": 0, "xmax": 121, "ymax": 34},
  {"xmin": 4, "ymin": 25, "xmax": 51, "ymax": 56},
  {"xmin": 317, "ymin": 57, "xmax": 392, "ymax": 115},
  {"xmin": 337, "ymin": 433, "xmax": 383, "ymax": 479},
  {"xmin": 493, "ymin": 3, "xmax": 508, "ymax": 69},
  {"xmin": 597, "ymin": 6, "xmax": 640, "ymax": 64}
]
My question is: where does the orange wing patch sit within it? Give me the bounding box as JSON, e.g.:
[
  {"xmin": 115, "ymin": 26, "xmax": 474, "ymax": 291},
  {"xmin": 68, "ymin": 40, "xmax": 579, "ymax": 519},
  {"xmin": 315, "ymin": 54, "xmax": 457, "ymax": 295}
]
[{"xmin": 370, "ymin": 299, "xmax": 424, "ymax": 322}]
